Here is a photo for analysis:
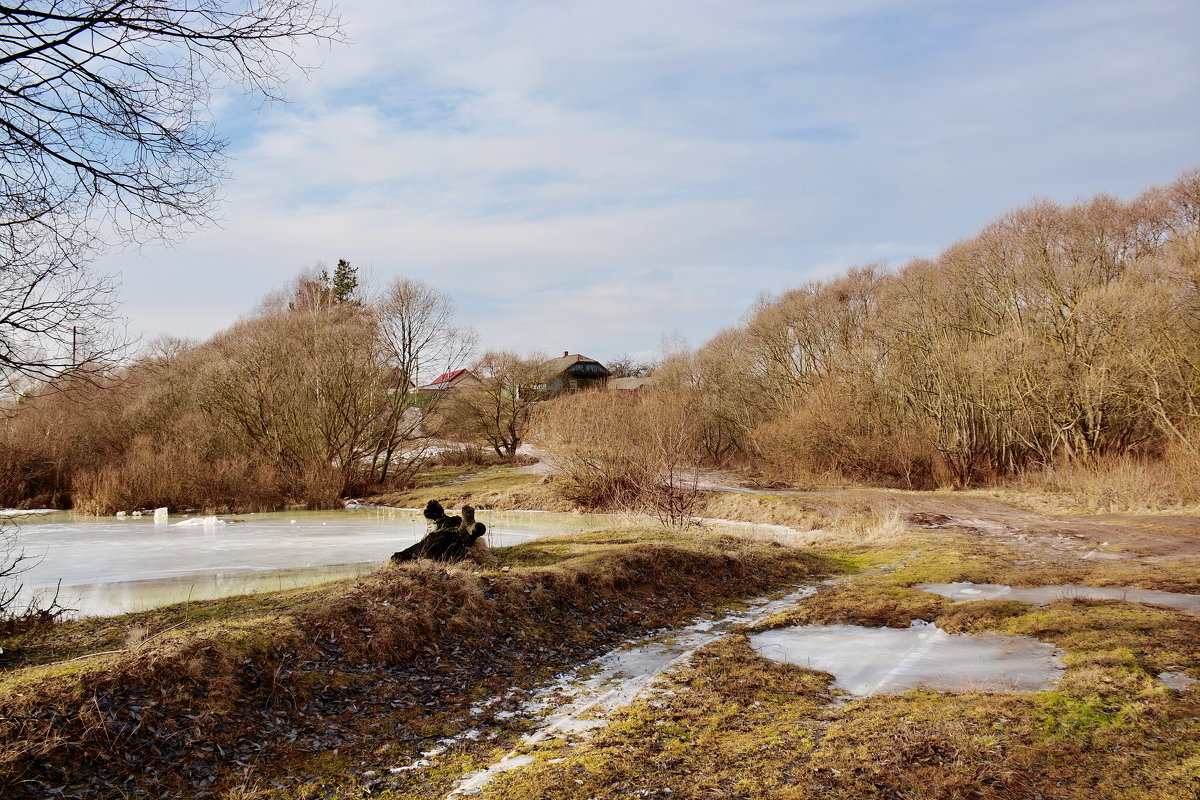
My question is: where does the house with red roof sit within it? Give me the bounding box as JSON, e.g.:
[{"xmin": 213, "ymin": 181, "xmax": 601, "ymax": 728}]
[{"xmin": 413, "ymin": 368, "xmax": 479, "ymax": 394}]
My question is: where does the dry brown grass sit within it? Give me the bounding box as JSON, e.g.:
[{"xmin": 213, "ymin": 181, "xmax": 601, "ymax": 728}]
[
  {"xmin": 699, "ymin": 491, "xmax": 916, "ymax": 555},
  {"xmin": 373, "ymin": 468, "xmax": 572, "ymax": 511},
  {"xmin": 70, "ymin": 436, "xmax": 341, "ymax": 515},
  {"xmin": 0, "ymin": 527, "xmax": 830, "ymax": 797},
  {"xmin": 983, "ymin": 450, "xmax": 1200, "ymax": 515}
]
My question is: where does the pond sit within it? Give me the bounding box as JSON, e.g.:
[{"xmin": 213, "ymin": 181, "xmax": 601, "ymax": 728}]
[{"xmin": 1, "ymin": 507, "xmax": 613, "ymax": 618}]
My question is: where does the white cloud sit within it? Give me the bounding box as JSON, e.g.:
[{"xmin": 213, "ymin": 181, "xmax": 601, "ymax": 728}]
[{"xmin": 98, "ymin": 0, "xmax": 1200, "ymax": 358}]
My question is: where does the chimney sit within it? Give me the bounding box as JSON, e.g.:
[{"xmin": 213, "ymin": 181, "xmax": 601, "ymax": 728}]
[{"xmin": 563, "ymin": 351, "xmax": 569, "ymax": 357}]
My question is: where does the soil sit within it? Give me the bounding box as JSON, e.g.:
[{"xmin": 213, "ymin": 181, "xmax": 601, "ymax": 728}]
[
  {"xmin": 805, "ymin": 488, "xmax": 1200, "ymax": 558},
  {"xmin": 695, "ymin": 470, "xmax": 1200, "ymax": 559}
]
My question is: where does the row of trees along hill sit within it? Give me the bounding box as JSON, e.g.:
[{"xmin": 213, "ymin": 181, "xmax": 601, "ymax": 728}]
[
  {"xmin": 533, "ymin": 168, "xmax": 1200, "ymax": 512},
  {"xmin": 0, "ymin": 263, "xmax": 483, "ymax": 513}
]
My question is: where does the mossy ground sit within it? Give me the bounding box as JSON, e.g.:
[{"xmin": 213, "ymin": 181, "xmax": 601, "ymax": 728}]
[
  {"xmin": 474, "ymin": 540, "xmax": 1200, "ymax": 800},
  {"xmin": 3, "ymin": 483, "xmax": 1197, "ymax": 799}
]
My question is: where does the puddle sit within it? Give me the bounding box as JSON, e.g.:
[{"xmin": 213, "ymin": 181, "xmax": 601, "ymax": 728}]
[
  {"xmin": 1159, "ymin": 672, "xmax": 1197, "ymax": 691},
  {"xmin": 749, "ymin": 621, "xmax": 1063, "ymax": 696},
  {"xmin": 441, "ymin": 584, "xmax": 818, "ymax": 796},
  {"xmin": 917, "ymin": 582, "xmax": 1200, "ymax": 613}
]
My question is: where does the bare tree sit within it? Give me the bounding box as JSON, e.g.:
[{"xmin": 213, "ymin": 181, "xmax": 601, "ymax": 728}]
[
  {"xmin": 370, "ymin": 278, "xmax": 476, "ymax": 480},
  {"xmin": 0, "ymin": 0, "xmax": 340, "ymax": 388},
  {"xmin": 0, "ymin": 518, "xmax": 67, "ymax": 629},
  {"xmin": 439, "ymin": 351, "xmax": 547, "ymax": 458},
  {"xmin": 0, "ymin": 220, "xmax": 122, "ymax": 396}
]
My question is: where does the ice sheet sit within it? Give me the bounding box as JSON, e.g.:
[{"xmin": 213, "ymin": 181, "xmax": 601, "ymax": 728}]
[
  {"xmin": 917, "ymin": 582, "xmax": 1200, "ymax": 613},
  {"xmin": 749, "ymin": 622, "xmax": 1063, "ymax": 696}
]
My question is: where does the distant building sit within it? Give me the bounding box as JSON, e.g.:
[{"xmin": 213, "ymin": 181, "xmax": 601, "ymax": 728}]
[
  {"xmin": 535, "ymin": 352, "xmax": 611, "ymax": 393},
  {"xmin": 413, "ymin": 368, "xmax": 479, "ymax": 393}
]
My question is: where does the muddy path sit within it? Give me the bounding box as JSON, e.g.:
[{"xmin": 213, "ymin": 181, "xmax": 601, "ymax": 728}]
[{"xmin": 694, "ymin": 471, "xmax": 1200, "ymax": 560}]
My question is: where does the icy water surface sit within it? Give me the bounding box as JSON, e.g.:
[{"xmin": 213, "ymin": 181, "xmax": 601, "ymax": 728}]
[
  {"xmin": 917, "ymin": 581, "xmax": 1200, "ymax": 613},
  {"xmin": 2, "ymin": 508, "xmax": 611, "ymax": 617},
  {"xmin": 749, "ymin": 621, "xmax": 1063, "ymax": 696},
  {"xmin": 442, "ymin": 585, "xmax": 820, "ymax": 796}
]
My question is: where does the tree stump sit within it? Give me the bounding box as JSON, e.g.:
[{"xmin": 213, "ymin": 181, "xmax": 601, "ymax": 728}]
[{"xmin": 391, "ymin": 500, "xmax": 488, "ymax": 563}]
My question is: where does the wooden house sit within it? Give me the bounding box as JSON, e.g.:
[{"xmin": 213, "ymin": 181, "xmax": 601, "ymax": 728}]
[{"xmin": 535, "ymin": 352, "xmax": 611, "ymax": 393}]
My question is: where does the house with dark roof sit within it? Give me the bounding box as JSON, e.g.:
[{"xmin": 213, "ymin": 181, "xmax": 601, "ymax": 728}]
[{"xmin": 535, "ymin": 352, "xmax": 611, "ymax": 393}]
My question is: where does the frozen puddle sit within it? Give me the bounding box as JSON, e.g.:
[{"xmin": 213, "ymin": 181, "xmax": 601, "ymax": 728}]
[
  {"xmin": 749, "ymin": 621, "xmax": 1063, "ymax": 696},
  {"xmin": 917, "ymin": 582, "xmax": 1200, "ymax": 613},
  {"xmin": 443, "ymin": 584, "xmax": 818, "ymax": 796},
  {"xmin": 1159, "ymin": 672, "xmax": 1198, "ymax": 691}
]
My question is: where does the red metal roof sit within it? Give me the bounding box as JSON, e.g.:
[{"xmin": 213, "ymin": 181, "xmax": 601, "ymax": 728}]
[{"xmin": 428, "ymin": 368, "xmax": 468, "ymax": 386}]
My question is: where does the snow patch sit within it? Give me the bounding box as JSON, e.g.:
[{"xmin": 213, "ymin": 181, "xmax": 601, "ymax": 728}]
[{"xmin": 172, "ymin": 515, "xmax": 227, "ymax": 527}]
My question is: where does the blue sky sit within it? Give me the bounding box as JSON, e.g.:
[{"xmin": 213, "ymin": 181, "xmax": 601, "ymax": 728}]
[{"xmin": 99, "ymin": 0, "xmax": 1200, "ymax": 366}]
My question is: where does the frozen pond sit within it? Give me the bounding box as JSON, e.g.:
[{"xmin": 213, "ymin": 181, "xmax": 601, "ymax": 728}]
[
  {"xmin": 749, "ymin": 621, "xmax": 1063, "ymax": 696},
  {"xmin": 1, "ymin": 508, "xmax": 611, "ymax": 617},
  {"xmin": 917, "ymin": 582, "xmax": 1200, "ymax": 613}
]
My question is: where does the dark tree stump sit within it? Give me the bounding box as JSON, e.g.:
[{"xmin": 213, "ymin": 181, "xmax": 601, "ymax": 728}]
[{"xmin": 391, "ymin": 500, "xmax": 488, "ymax": 563}]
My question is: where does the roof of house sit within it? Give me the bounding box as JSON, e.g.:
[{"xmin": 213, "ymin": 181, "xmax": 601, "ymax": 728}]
[
  {"xmin": 542, "ymin": 352, "xmax": 611, "ymax": 377},
  {"xmin": 428, "ymin": 368, "xmax": 469, "ymax": 386},
  {"xmin": 415, "ymin": 368, "xmax": 474, "ymax": 392}
]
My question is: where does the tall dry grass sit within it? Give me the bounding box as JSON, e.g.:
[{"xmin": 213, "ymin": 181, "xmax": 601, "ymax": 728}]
[{"xmin": 1003, "ymin": 448, "xmax": 1200, "ymax": 514}]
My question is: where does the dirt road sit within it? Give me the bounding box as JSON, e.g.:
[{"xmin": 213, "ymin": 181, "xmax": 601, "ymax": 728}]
[{"xmin": 693, "ymin": 472, "xmax": 1200, "ymax": 560}]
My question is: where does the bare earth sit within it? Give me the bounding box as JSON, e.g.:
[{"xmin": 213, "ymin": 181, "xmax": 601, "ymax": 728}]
[{"xmin": 692, "ymin": 472, "xmax": 1200, "ymax": 560}]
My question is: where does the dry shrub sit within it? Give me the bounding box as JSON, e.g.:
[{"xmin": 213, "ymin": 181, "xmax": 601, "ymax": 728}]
[
  {"xmin": 296, "ymin": 464, "xmax": 343, "ymax": 510},
  {"xmin": 433, "ymin": 445, "xmax": 501, "ymax": 468},
  {"xmin": 532, "ymin": 392, "xmax": 644, "ymax": 509},
  {"xmin": 751, "ymin": 383, "xmax": 940, "ymax": 489},
  {"xmin": 531, "ymin": 390, "xmax": 704, "ymax": 525},
  {"xmin": 72, "ymin": 436, "xmax": 289, "ymax": 514}
]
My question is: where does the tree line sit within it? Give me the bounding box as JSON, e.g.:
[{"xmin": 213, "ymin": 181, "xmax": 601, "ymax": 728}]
[
  {"xmin": 0, "ymin": 265, "xmax": 559, "ymax": 512},
  {"xmin": 3, "ymin": 169, "xmax": 1196, "ymax": 514},
  {"xmin": 632, "ymin": 168, "xmax": 1200, "ymax": 499},
  {"xmin": 530, "ymin": 169, "xmax": 1198, "ymax": 517}
]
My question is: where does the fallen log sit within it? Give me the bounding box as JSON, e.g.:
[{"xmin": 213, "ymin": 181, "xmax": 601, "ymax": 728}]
[{"xmin": 391, "ymin": 500, "xmax": 488, "ymax": 562}]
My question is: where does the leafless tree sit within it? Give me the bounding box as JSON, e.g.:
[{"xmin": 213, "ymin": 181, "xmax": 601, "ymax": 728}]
[
  {"xmin": 439, "ymin": 351, "xmax": 548, "ymax": 458},
  {"xmin": 0, "ymin": 0, "xmax": 340, "ymax": 389},
  {"xmin": 369, "ymin": 278, "xmax": 476, "ymax": 480},
  {"xmin": 0, "ymin": 517, "xmax": 67, "ymax": 628}
]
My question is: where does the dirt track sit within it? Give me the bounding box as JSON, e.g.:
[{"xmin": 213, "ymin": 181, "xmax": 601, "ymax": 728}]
[
  {"xmin": 811, "ymin": 489, "xmax": 1200, "ymax": 559},
  {"xmin": 695, "ymin": 474, "xmax": 1200, "ymax": 560}
]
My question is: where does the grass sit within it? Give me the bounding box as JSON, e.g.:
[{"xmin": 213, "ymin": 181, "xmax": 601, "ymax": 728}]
[
  {"xmin": 474, "ymin": 540, "xmax": 1200, "ymax": 800},
  {"xmin": 370, "ymin": 466, "xmax": 563, "ymax": 511},
  {"xmin": 5, "ymin": 464, "xmax": 1199, "ymax": 799},
  {"xmin": 0, "ymin": 526, "xmax": 832, "ymax": 798}
]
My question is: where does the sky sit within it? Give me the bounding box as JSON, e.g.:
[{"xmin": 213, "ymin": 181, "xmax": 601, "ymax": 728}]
[{"xmin": 96, "ymin": 0, "xmax": 1200, "ymax": 365}]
